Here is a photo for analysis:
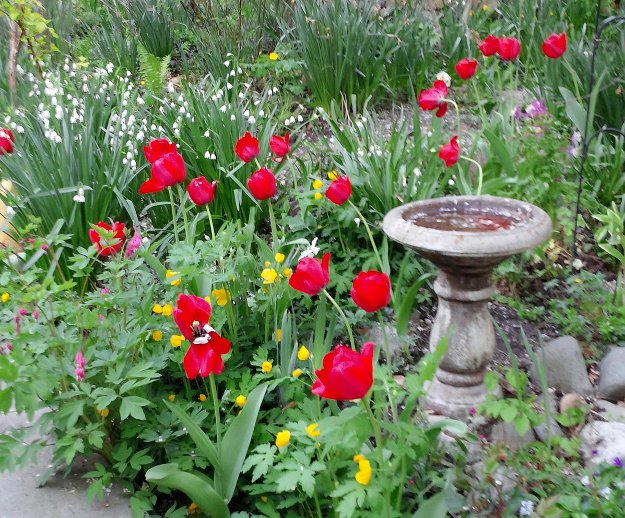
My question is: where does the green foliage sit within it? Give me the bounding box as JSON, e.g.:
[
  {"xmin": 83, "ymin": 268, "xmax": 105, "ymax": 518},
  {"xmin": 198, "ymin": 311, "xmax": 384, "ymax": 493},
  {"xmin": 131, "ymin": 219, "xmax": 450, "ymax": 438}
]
[{"xmin": 137, "ymin": 44, "xmax": 170, "ymax": 92}]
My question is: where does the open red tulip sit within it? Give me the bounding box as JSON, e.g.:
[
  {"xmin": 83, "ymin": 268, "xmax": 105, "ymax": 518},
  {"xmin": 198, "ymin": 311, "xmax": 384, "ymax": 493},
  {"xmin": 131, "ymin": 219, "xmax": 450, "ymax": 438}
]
[
  {"xmin": 289, "ymin": 253, "xmax": 330, "ymax": 296},
  {"xmin": 187, "ymin": 176, "xmax": 217, "ymax": 206},
  {"xmin": 418, "ymin": 80, "xmax": 448, "ymax": 118},
  {"xmin": 89, "ymin": 221, "xmax": 126, "ymax": 256},
  {"xmin": 439, "ymin": 136, "xmax": 460, "ymax": 167},
  {"xmin": 542, "ymin": 32, "xmax": 567, "ymax": 59},
  {"xmin": 235, "ymin": 132, "xmax": 260, "ymax": 163},
  {"xmin": 325, "ymin": 176, "xmax": 351, "ymax": 205},
  {"xmin": 455, "ymin": 58, "xmax": 478, "ymax": 80},
  {"xmin": 0, "ymin": 128, "xmax": 14, "ymax": 155},
  {"xmin": 139, "ymin": 151, "xmax": 187, "ymax": 194},
  {"xmin": 351, "ymin": 271, "xmax": 391, "ymax": 312},
  {"xmin": 247, "ymin": 167, "xmax": 277, "ymax": 200},
  {"xmin": 479, "ymin": 35, "xmax": 500, "ymax": 57},
  {"xmin": 270, "ymin": 132, "xmax": 290, "ymax": 158},
  {"xmin": 312, "ymin": 342, "xmax": 374, "ymax": 400},
  {"xmin": 143, "ymin": 138, "xmax": 177, "ymax": 164},
  {"xmin": 497, "ymin": 37, "xmax": 521, "ymax": 61}
]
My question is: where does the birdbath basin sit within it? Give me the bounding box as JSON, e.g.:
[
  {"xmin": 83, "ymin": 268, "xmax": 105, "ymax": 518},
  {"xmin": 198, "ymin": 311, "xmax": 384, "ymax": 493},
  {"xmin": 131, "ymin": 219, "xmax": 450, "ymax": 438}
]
[{"xmin": 383, "ymin": 195, "xmax": 552, "ymax": 418}]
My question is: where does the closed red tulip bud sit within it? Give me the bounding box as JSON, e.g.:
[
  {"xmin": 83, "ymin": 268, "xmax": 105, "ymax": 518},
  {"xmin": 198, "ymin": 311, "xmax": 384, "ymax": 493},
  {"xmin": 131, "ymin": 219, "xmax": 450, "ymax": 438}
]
[
  {"xmin": 479, "ymin": 35, "xmax": 500, "ymax": 57},
  {"xmin": 143, "ymin": 138, "xmax": 177, "ymax": 164},
  {"xmin": 418, "ymin": 80, "xmax": 448, "ymax": 118},
  {"xmin": 497, "ymin": 37, "xmax": 521, "ymax": 61},
  {"xmin": 351, "ymin": 271, "xmax": 391, "ymax": 312},
  {"xmin": 187, "ymin": 176, "xmax": 217, "ymax": 205},
  {"xmin": 247, "ymin": 167, "xmax": 277, "ymax": 200},
  {"xmin": 0, "ymin": 128, "xmax": 15, "ymax": 155},
  {"xmin": 235, "ymin": 131, "xmax": 260, "ymax": 163},
  {"xmin": 89, "ymin": 221, "xmax": 126, "ymax": 256},
  {"xmin": 270, "ymin": 132, "xmax": 290, "ymax": 158},
  {"xmin": 325, "ymin": 176, "xmax": 351, "ymax": 205},
  {"xmin": 455, "ymin": 58, "xmax": 478, "ymax": 80},
  {"xmin": 439, "ymin": 136, "xmax": 460, "ymax": 167},
  {"xmin": 289, "ymin": 253, "xmax": 330, "ymax": 296},
  {"xmin": 542, "ymin": 32, "xmax": 567, "ymax": 59},
  {"xmin": 312, "ymin": 342, "xmax": 374, "ymax": 400}
]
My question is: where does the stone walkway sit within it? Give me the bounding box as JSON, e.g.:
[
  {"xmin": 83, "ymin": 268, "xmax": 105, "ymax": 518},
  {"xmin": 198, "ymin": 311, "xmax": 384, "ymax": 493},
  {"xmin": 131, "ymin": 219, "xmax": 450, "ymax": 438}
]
[{"xmin": 0, "ymin": 410, "xmax": 131, "ymax": 518}]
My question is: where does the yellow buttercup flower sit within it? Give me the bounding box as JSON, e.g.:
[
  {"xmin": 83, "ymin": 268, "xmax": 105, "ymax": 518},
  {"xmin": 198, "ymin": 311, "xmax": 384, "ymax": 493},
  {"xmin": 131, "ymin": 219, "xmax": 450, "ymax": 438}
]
[
  {"xmin": 292, "ymin": 368, "xmax": 303, "ymax": 378},
  {"xmin": 98, "ymin": 407, "xmax": 109, "ymax": 417},
  {"xmin": 306, "ymin": 423, "xmax": 320, "ymax": 438},
  {"xmin": 269, "ymin": 52, "xmax": 279, "ymax": 61},
  {"xmin": 314, "ymin": 192, "xmax": 323, "ymax": 200},
  {"xmin": 312, "ymin": 179, "xmax": 323, "ymax": 190},
  {"xmin": 275, "ymin": 252, "xmax": 285, "ymax": 264},
  {"xmin": 170, "ymin": 334, "xmax": 184, "ymax": 348},
  {"xmin": 327, "ymin": 170, "xmax": 338, "ymax": 180},
  {"xmin": 264, "ymin": 261, "xmax": 271, "ymax": 267},
  {"xmin": 1, "ymin": 292, "xmax": 9, "ymax": 303},
  {"xmin": 275, "ymin": 430, "xmax": 290, "ymax": 448},
  {"xmin": 297, "ymin": 346, "xmax": 310, "ymax": 361},
  {"xmin": 152, "ymin": 303, "xmax": 163, "ymax": 314},
  {"xmin": 261, "ymin": 361, "xmax": 273, "ymax": 373},
  {"xmin": 152, "ymin": 330, "xmax": 163, "ymax": 341},
  {"xmin": 212, "ymin": 288, "xmax": 229, "ymax": 306},
  {"xmin": 355, "ymin": 458, "xmax": 372, "ymax": 485},
  {"xmin": 283, "ymin": 267, "xmax": 292, "ymax": 278},
  {"xmin": 482, "ymin": 4, "xmax": 488, "ymax": 11},
  {"xmin": 168, "ymin": 394, "xmax": 176, "ymax": 402},
  {"xmin": 166, "ymin": 269, "xmax": 181, "ymax": 286},
  {"xmin": 276, "ymin": 328, "xmax": 282, "ymax": 341},
  {"xmin": 353, "ymin": 454, "xmax": 365, "ymax": 463},
  {"xmin": 235, "ymin": 395, "xmax": 247, "ymax": 407},
  {"xmin": 199, "ymin": 393, "xmax": 207, "ymax": 402},
  {"xmin": 162, "ymin": 304, "xmax": 173, "ymax": 317},
  {"xmin": 204, "ymin": 296, "xmax": 212, "ymax": 305},
  {"xmin": 261, "ymin": 268, "xmax": 278, "ymax": 284}
]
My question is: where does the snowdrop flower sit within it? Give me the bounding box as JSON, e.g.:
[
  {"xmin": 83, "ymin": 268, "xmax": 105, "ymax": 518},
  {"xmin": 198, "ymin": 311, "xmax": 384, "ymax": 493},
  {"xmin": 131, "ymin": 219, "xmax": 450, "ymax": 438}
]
[
  {"xmin": 223, "ymin": 60, "xmax": 231, "ymax": 67},
  {"xmin": 226, "ymin": 82, "xmax": 233, "ymax": 90},
  {"xmin": 230, "ymin": 114, "xmax": 236, "ymax": 121},
  {"xmin": 259, "ymin": 109, "xmax": 265, "ymax": 117},
  {"xmin": 299, "ymin": 238, "xmax": 320, "ymax": 260},
  {"xmin": 519, "ymin": 500, "xmax": 533, "ymax": 516},
  {"xmin": 572, "ymin": 258, "xmax": 583, "ymax": 270},
  {"xmin": 6, "ymin": 206, "xmax": 16, "ymax": 216},
  {"xmin": 435, "ymin": 71, "xmax": 452, "ymax": 87},
  {"xmin": 106, "ymin": 62, "xmax": 114, "ymax": 74},
  {"xmin": 248, "ymin": 116, "xmax": 256, "ymax": 124},
  {"xmin": 237, "ymin": 67, "xmax": 242, "ymax": 74},
  {"xmin": 580, "ymin": 475, "xmax": 590, "ymax": 486},
  {"xmin": 354, "ymin": 218, "xmax": 361, "ymax": 227},
  {"xmin": 229, "ymin": 70, "xmax": 236, "ymax": 77},
  {"xmin": 203, "ymin": 130, "xmax": 210, "ymax": 137},
  {"xmin": 297, "ymin": 115, "xmax": 303, "ymax": 122},
  {"xmin": 599, "ymin": 487, "xmax": 612, "ymax": 498},
  {"xmin": 220, "ymin": 105, "xmax": 227, "ymax": 113},
  {"xmin": 73, "ymin": 187, "xmax": 85, "ymax": 203}
]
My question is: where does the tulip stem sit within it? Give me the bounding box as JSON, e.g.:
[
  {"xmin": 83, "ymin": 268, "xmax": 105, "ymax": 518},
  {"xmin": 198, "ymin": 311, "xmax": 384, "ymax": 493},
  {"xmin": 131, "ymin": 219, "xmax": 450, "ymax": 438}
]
[
  {"xmin": 444, "ymin": 98, "xmax": 462, "ymax": 142},
  {"xmin": 205, "ymin": 205, "xmax": 216, "ymax": 240},
  {"xmin": 377, "ymin": 312, "xmax": 393, "ymax": 379},
  {"xmin": 168, "ymin": 188, "xmax": 179, "ymax": 243},
  {"xmin": 267, "ymin": 201, "xmax": 279, "ymax": 254},
  {"xmin": 459, "ymin": 155, "xmax": 484, "ymax": 196},
  {"xmin": 322, "ymin": 288, "xmax": 356, "ymax": 350},
  {"xmin": 177, "ymin": 185, "xmax": 190, "ymax": 244},
  {"xmin": 208, "ymin": 374, "xmax": 222, "ymax": 448}
]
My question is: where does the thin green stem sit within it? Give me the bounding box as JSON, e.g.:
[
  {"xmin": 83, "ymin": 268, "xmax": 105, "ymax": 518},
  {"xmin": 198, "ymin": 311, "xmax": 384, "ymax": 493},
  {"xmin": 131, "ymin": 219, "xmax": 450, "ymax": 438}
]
[
  {"xmin": 471, "ymin": 80, "xmax": 487, "ymax": 122},
  {"xmin": 322, "ymin": 288, "xmax": 356, "ymax": 350},
  {"xmin": 287, "ymin": 156, "xmax": 299, "ymax": 192},
  {"xmin": 168, "ymin": 188, "xmax": 179, "ymax": 243},
  {"xmin": 205, "ymin": 205, "xmax": 216, "ymax": 240},
  {"xmin": 177, "ymin": 185, "xmax": 190, "ymax": 244},
  {"xmin": 444, "ymin": 98, "xmax": 462, "ymax": 141},
  {"xmin": 378, "ymin": 312, "xmax": 393, "ymax": 379},
  {"xmin": 267, "ymin": 202, "xmax": 279, "ymax": 254},
  {"xmin": 460, "ymin": 155, "xmax": 484, "ymax": 196},
  {"xmin": 208, "ymin": 374, "xmax": 222, "ymax": 447}
]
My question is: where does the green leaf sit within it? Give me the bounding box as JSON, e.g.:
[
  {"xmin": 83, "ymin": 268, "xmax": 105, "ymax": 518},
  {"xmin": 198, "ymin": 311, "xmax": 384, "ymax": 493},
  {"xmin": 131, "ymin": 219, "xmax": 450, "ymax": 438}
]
[
  {"xmin": 0, "ymin": 387, "xmax": 13, "ymax": 413},
  {"xmin": 413, "ymin": 491, "xmax": 448, "ymax": 518},
  {"xmin": 119, "ymin": 396, "xmax": 150, "ymax": 420},
  {"xmin": 145, "ymin": 463, "xmax": 230, "ymax": 518},
  {"xmin": 500, "ymin": 404, "xmax": 518, "ymax": 423},
  {"xmin": 0, "ymin": 356, "xmax": 18, "ymax": 382},
  {"xmin": 484, "ymin": 129, "xmax": 516, "ymax": 176},
  {"xmin": 219, "ymin": 383, "xmax": 268, "ymax": 502},
  {"xmin": 513, "ymin": 413, "xmax": 530, "ymax": 436},
  {"xmin": 396, "ymin": 273, "xmax": 432, "ymax": 336}
]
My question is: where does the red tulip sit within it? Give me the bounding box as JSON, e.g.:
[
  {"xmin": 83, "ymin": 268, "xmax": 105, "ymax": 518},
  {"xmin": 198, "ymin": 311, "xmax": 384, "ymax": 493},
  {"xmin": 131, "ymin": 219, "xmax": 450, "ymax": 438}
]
[
  {"xmin": 0, "ymin": 128, "xmax": 14, "ymax": 155},
  {"xmin": 479, "ymin": 35, "xmax": 500, "ymax": 57},
  {"xmin": 270, "ymin": 132, "xmax": 290, "ymax": 158},
  {"xmin": 351, "ymin": 271, "xmax": 391, "ymax": 312},
  {"xmin": 139, "ymin": 151, "xmax": 187, "ymax": 194},
  {"xmin": 312, "ymin": 342, "xmax": 374, "ymax": 400},
  {"xmin": 173, "ymin": 294, "xmax": 231, "ymax": 378},
  {"xmin": 497, "ymin": 37, "xmax": 521, "ymax": 61},
  {"xmin": 455, "ymin": 58, "xmax": 478, "ymax": 80},
  {"xmin": 143, "ymin": 138, "xmax": 177, "ymax": 164},
  {"xmin": 235, "ymin": 132, "xmax": 260, "ymax": 163},
  {"xmin": 247, "ymin": 167, "xmax": 277, "ymax": 200},
  {"xmin": 187, "ymin": 176, "xmax": 217, "ymax": 206},
  {"xmin": 325, "ymin": 176, "xmax": 352, "ymax": 205},
  {"xmin": 289, "ymin": 253, "xmax": 330, "ymax": 296},
  {"xmin": 439, "ymin": 136, "xmax": 460, "ymax": 167},
  {"xmin": 89, "ymin": 221, "xmax": 126, "ymax": 256},
  {"xmin": 542, "ymin": 32, "xmax": 567, "ymax": 59},
  {"xmin": 417, "ymin": 80, "xmax": 448, "ymax": 118}
]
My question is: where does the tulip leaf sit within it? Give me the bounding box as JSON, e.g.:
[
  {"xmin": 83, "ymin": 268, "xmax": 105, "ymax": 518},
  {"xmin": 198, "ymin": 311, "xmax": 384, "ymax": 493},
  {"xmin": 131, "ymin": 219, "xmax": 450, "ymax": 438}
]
[
  {"xmin": 219, "ymin": 382, "xmax": 268, "ymax": 502},
  {"xmin": 396, "ymin": 273, "xmax": 432, "ymax": 336},
  {"xmin": 484, "ymin": 129, "xmax": 516, "ymax": 176},
  {"xmin": 163, "ymin": 400, "xmax": 220, "ymax": 471},
  {"xmin": 413, "ymin": 491, "xmax": 448, "ymax": 518},
  {"xmin": 145, "ymin": 463, "xmax": 230, "ymax": 518}
]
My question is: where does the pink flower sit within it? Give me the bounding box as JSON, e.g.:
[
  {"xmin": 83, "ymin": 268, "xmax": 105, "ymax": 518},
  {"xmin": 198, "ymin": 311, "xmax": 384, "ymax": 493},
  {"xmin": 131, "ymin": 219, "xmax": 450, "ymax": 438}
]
[
  {"xmin": 32, "ymin": 310, "xmax": 39, "ymax": 320},
  {"xmin": 75, "ymin": 351, "xmax": 86, "ymax": 381},
  {"xmin": 125, "ymin": 227, "xmax": 142, "ymax": 258}
]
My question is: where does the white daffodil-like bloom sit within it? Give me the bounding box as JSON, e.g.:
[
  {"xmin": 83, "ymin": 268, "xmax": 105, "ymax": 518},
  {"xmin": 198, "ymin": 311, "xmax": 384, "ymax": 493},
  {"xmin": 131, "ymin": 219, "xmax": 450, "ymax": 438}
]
[
  {"xmin": 435, "ymin": 70, "xmax": 452, "ymax": 87},
  {"xmin": 299, "ymin": 238, "xmax": 320, "ymax": 260}
]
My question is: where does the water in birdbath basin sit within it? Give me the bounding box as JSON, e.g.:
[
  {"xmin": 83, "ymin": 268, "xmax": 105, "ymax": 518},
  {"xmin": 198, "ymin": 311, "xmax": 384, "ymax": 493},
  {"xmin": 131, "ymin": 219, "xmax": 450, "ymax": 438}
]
[{"xmin": 408, "ymin": 209, "xmax": 521, "ymax": 232}]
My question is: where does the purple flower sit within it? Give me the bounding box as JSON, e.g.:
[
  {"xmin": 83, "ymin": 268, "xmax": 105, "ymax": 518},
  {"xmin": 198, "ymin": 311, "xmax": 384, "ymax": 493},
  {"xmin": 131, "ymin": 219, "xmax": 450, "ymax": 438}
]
[
  {"xmin": 567, "ymin": 129, "xmax": 582, "ymax": 158},
  {"xmin": 613, "ymin": 457, "xmax": 624, "ymax": 468},
  {"xmin": 125, "ymin": 227, "xmax": 142, "ymax": 258},
  {"xmin": 512, "ymin": 105, "xmax": 523, "ymax": 120},
  {"xmin": 592, "ymin": 448, "xmax": 599, "ymax": 456},
  {"xmin": 524, "ymin": 99, "xmax": 547, "ymax": 118}
]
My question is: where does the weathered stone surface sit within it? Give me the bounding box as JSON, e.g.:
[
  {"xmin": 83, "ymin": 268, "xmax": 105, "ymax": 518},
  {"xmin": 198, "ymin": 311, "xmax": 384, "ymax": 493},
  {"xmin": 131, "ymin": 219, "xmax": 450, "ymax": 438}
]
[
  {"xmin": 596, "ymin": 400, "xmax": 625, "ymax": 424},
  {"xmin": 560, "ymin": 392, "xmax": 586, "ymax": 414},
  {"xmin": 490, "ymin": 421, "xmax": 536, "ymax": 449},
  {"xmin": 533, "ymin": 392, "xmax": 562, "ymax": 442},
  {"xmin": 530, "ymin": 336, "xmax": 593, "ymax": 396},
  {"xmin": 580, "ymin": 421, "xmax": 625, "ymax": 465},
  {"xmin": 598, "ymin": 347, "xmax": 625, "ymax": 401},
  {"xmin": 362, "ymin": 322, "xmax": 403, "ymax": 359}
]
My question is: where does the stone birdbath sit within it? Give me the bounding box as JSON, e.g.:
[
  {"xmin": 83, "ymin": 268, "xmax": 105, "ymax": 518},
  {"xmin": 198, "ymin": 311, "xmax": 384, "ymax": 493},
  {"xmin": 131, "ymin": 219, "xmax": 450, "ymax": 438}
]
[{"xmin": 383, "ymin": 195, "xmax": 552, "ymax": 419}]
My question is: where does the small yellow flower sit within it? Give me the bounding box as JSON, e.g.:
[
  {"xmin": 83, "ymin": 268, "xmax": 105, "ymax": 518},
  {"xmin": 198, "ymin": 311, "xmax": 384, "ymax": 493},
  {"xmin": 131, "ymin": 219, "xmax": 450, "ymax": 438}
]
[
  {"xmin": 261, "ymin": 268, "xmax": 278, "ymax": 284},
  {"xmin": 99, "ymin": 407, "xmax": 109, "ymax": 417},
  {"xmin": 482, "ymin": 4, "xmax": 488, "ymax": 11},
  {"xmin": 261, "ymin": 361, "xmax": 273, "ymax": 373},
  {"xmin": 275, "ymin": 252, "xmax": 285, "ymax": 264},
  {"xmin": 469, "ymin": 9, "xmax": 474, "ymax": 16},
  {"xmin": 170, "ymin": 334, "xmax": 184, "ymax": 348},
  {"xmin": 275, "ymin": 430, "xmax": 290, "ymax": 448},
  {"xmin": 306, "ymin": 423, "xmax": 320, "ymax": 438},
  {"xmin": 188, "ymin": 502, "xmax": 200, "ymax": 515},
  {"xmin": 168, "ymin": 394, "xmax": 176, "ymax": 402},
  {"xmin": 199, "ymin": 393, "xmax": 207, "ymax": 402},
  {"xmin": 283, "ymin": 267, "xmax": 292, "ymax": 278},
  {"xmin": 292, "ymin": 368, "xmax": 303, "ymax": 378},
  {"xmin": 355, "ymin": 458, "xmax": 372, "ymax": 485},
  {"xmin": 269, "ymin": 52, "xmax": 279, "ymax": 61},
  {"xmin": 327, "ymin": 170, "xmax": 338, "ymax": 180},
  {"xmin": 549, "ymin": 10, "xmax": 554, "ymax": 15},
  {"xmin": 312, "ymin": 179, "xmax": 323, "ymax": 190},
  {"xmin": 276, "ymin": 328, "xmax": 282, "ymax": 341},
  {"xmin": 264, "ymin": 261, "xmax": 271, "ymax": 267},
  {"xmin": 166, "ymin": 269, "xmax": 181, "ymax": 286},
  {"xmin": 314, "ymin": 192, "xmax": 323, "ymax": 200},
  {"xmin": 212, "ymin": 288, "xmax": 229, "ymax": 306},
  {"xmin": 140, "ymin": 80, "xmax": 146, "ymax": 87},
  {"xmin": 574, "ymin": 277, "xmax": 582, "ymax": 284},
  {"xmin": 297, "ymin": 346, "xmax": 310, "ymax": 361},
  {"xmin": 152, "ymin": 303, "xmax": 163, "ymax": 314},
  {"xmin": 235, "ymin": 395, "xmax": 247, "ymax": 407},
  {"xmin": 260, "ymin": 496, "xmax": 268, "ymax": 503},
  {"xmin": 204, "ymin": 295, "xmax": 212, "ymax": 305},
  {"xmin": 353, "ymin": 454, "xmax": 365, "ymax": 463},
  {"xmin": 152, "ymin": 330, "xmax": 163, "ymax": 341},
  {"xmin": 162, "ymin": 304, "xmax": 173, "ymax": 317}
]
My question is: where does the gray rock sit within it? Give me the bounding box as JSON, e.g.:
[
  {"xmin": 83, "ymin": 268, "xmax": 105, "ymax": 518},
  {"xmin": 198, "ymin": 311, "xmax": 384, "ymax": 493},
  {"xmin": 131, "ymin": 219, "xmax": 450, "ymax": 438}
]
[
  {"xmin": 598, "ymin": 347, "xmax": 625, "ymax": 401},
  {"xmin": 530, "ymin": 336, "xmax": 593, "ymax": 396},
  {"xmin": 596, "ymin": 400, "xmax": 625, "ymax": 423},
  {"xmin": 362, "ymin": 322, "xmax": 403, "ymax": 359},
  {"xmin": 490, "ymin": 421, "xmax": 536, "ymax": 449},
  {"xmin": 533, "ymin": 391, "xmax": 562, "ymax": 441},
  {"xmin": 580, "ymin": 421, "xmax": 625, "ymax": 465}
]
